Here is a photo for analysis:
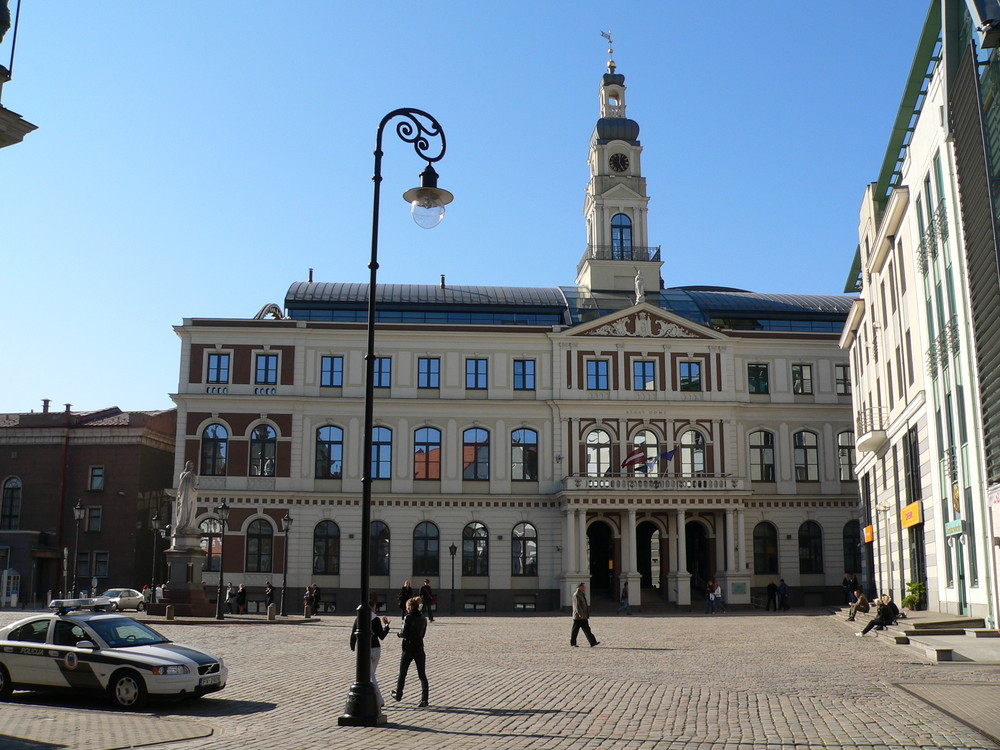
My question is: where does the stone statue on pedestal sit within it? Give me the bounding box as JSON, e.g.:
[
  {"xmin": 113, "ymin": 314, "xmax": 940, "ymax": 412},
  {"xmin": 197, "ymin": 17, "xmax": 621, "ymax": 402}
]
[{"xmin": 174, "ymin": 460, "xmax": 199, "ymax": 534}]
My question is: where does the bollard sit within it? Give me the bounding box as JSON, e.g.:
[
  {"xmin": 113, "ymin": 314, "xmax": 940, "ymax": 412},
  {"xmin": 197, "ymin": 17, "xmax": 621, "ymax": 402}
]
[
  {"xmin": 304, "ymin": 604, "xmax": 312, "ymax": 618},
  {"xmin": 165, "ymin": 605, "xmax": 175, "ymax": 621},
  {"xmin": 267, "ymin": 603, "xmax": 276, "ymax": 621}
]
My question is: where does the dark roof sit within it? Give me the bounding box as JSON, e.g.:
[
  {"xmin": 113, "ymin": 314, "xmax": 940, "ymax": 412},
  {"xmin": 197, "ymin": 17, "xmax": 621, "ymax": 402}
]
[
  {"xmin": 286, "ymin": 282, "xmax": 567, "ymax": 308},
  {"xmin": 595, "ymin": 118, "xmax": 640, "ymax": 144}
]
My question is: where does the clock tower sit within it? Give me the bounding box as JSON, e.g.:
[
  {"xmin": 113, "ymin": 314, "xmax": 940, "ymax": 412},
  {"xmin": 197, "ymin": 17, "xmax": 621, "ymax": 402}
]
[{"xmin": 576, "ymin": 42, "xmax": 661, "ymax": 298}]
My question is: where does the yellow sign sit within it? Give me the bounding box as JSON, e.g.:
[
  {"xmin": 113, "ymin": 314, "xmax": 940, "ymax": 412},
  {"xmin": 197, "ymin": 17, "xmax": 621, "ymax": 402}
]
[
  {"xmin": 863, "ymin": 524, "xmax": 874, "ymax": 543},
  {"xmin": 901, "ymin": 501, "xmax": 922, "ymax": 529}
]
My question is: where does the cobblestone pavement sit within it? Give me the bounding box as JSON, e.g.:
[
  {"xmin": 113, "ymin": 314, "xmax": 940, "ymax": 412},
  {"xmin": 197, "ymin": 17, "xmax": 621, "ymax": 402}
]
[{"xmin": 1, "ymin": 609, "xmax": 999, "ymax": 750}]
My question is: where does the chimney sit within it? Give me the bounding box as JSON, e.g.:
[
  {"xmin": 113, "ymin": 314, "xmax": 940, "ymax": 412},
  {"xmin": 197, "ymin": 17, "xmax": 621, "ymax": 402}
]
[
  {"xmin": 308, "ymin": 267, "xmax": 314, "ymax": 283},
  {"xmin": 64, "ymin": 403, "xmax": 72, "ymax": 413},
  {"xmin": 440, "ymin": 274, "xmax": 446, "ymax": 289},
  {"xmin": 42, "ymin": 398, "xmax": 50, "ymax": 413}
]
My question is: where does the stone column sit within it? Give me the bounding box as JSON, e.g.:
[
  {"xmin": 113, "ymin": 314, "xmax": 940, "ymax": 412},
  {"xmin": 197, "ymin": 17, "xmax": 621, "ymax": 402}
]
[
  {"xmin": 675, "ymin": 509, "xmax": 691, "ymax": 606},
  {"xmin": 725, "ymin": 509, "xmax": 736, "ymax": 573},
  {"xmin": 564, "ymin": 509, "xmax": 576, "ymax": 574},
  {"xmin": 737, "ymin": 509, "xmax": 747, "ymax": 572},
  {"xmin": 577, "ymin": 510, "xmax": 588, "ymax": 575}
]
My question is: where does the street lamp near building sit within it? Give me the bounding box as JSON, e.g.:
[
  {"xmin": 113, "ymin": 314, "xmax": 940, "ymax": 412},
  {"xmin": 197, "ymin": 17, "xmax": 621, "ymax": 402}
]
[
  {"xmin": 72, "ymin": 500, "xmax": 85, "ymax": 597},
  {"xmin": 150, "ymin": 513, "xmax": 161, "ymax": 599},
  {"xmin": 214, "ymin": 502, "xmax": 230, "ymax": 621},
  {"xmin": 280, "ymin": 512, "xmax": 293, "ymax": 617},
  {"xmin": 449, "ymin": 543, "xmax": 457, "ymax": 615},
  {"xmin": 338, "ymin": 108, "xmax": 452, "ymax": 729}
]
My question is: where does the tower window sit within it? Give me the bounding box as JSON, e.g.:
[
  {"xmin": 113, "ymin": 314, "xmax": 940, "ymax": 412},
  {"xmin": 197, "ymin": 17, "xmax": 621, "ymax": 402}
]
[{"xmin": 611, "ymin": 214, "xmax": 632, "ymax": 259}]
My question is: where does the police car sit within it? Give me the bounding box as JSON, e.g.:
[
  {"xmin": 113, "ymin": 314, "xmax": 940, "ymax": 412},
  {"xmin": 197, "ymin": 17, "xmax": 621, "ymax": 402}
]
[{"xmin": 0, "ymin": 598, "xmax": 227, "ymax": 710}]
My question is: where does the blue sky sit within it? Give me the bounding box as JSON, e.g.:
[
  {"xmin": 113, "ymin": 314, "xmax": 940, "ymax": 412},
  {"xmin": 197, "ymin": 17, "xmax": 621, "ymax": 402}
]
[{"xmin": 2, "ymin": 2, "xmax": 926, "ymax": 413}]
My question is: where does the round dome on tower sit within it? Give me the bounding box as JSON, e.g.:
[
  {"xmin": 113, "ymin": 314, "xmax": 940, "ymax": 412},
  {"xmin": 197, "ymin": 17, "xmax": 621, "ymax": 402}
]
[{"xmin": 596, "ymin": 117, "xmax": 640, "ymax": 142}]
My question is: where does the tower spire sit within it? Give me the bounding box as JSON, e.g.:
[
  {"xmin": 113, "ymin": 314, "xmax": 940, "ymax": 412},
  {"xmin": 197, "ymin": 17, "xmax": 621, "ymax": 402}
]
[{"xmin": 600, "ymin": 30, "xmax": 615, "ymax": 74}]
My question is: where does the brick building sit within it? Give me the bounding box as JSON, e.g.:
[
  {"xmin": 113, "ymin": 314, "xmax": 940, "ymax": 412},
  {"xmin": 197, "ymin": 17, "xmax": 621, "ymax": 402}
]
[{"xmin": 0, "ymin": 402, "xmax": 176, "ymax": 605}]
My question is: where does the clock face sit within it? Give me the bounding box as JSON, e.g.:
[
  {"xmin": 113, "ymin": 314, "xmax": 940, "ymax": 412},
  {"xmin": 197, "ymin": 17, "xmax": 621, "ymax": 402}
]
[{"xmin": 609, "ymin": 153, "xmax": 629, "ymax": 173}]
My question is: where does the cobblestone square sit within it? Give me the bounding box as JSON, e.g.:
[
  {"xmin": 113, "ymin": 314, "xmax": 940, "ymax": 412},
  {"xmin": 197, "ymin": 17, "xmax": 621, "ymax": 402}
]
[{"xmin": 1, "ymin": 609, "xmax": 999, "ymax": 750}]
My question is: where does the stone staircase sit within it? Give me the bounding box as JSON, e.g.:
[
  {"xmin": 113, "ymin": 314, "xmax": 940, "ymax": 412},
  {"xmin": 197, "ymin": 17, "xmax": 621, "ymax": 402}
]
[{"xmin": 838, "ymin": 606, "xmax": 999, "ymax": 662}]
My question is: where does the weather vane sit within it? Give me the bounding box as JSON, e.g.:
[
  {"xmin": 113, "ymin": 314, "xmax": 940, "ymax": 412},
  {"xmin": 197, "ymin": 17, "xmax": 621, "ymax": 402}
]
[{"xmin": 600, "ymin": 30, "xmax": 615, "ymax": 73}]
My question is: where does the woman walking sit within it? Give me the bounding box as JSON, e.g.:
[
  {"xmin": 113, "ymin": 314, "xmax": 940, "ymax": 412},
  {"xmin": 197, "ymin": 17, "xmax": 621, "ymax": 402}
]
[{"xmin": 391, "ymin": 596, "xmax": 429, "ymax": 707}]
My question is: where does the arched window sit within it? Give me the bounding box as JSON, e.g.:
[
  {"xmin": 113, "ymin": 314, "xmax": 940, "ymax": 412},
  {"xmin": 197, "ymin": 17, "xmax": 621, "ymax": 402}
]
[
  {"xmin": 249, "ymin": 424, "xmax": 277, "ymax": 477},
  {"xmin": 753, "ymin": 521, "xmax": 779, "ymax": 574},
  {"xmin": 511, "ymin": 522, "xmax": 538, "ymax": 576},
  {"xmin": 680, "ymin": 430, "xmax": 706, "ymax": 476},
  {"xmin": 586, "ymin": 429, "xmax": 612, "ymax": 477},
  {"xmin": 462, "ymin": 428, "xmax": 490, "ymax": 480},
  {"xmin": 793, "ymin": 431, "xmax": 819, "ymax": 482},
  {"xmin": 511, "ymin": 428, "xmax": 538, "ymax": 481},
  {"xmin": 843, "ymin": 520, "xmax": 861, "ymax": 577},
  {"xmin": 838, "ymin": 431, "xmax": 856, "ymax": 481},
  {"xmin": 412, "ymin": 521, "xmax": 439, "ymax": 576},
  {"xmin": 370, "ymin": 521, "xmax": 390, "ymax": 576},
  {"xmin": 414, "ymin": 427, "xmax": 441, "ymax": 480},
  {"xmin": 199, "ymin": 517, "xmax": 223, "ymax": 572},
  {"xmin": 315, "ymin": 426, "xmax": 343, "ymax": 479},
  {"xmin": 611, "ymin": 213, "xmax": 632, "ymax": 259},
  {"xmin": 749, "ymin": 431, "xmax": 775, "ymax": 482},
  {"xmin": 1, "ymin": 477, "xmax": 21, "ymax": 530},
  {"xmin": 371, "ymin": 427, "xmax": 392, "ymax": 480},
  {"xmin": 200, "ymin": 425, "xmax": 228, "ymax": 477},
  {"xmin": 631, "ymin": 429, "xmax": 659, "ymax": 475},
  {"xmin": 246, "ymin": 519, "xmax": 274, "ymax": 572},
  {"xmin": 313, "ymin": 520, "xmax": 340, "ymax": 575},
  {"xmin": 462, "ymin": 521, "xmax": 489, "ymax": 576},
  {"xmin": 798, "ymin": 520, "xmax": 824, "ymax": 574}
]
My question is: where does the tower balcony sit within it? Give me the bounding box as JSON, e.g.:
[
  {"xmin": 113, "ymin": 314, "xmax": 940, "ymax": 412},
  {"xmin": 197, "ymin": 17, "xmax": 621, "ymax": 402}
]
[
  {"xmin": 583, "ymin": 244, "xmax": 661, "ymax": 262},
  {"xmin": 855, "ymin": 407, "xmax": 889, "ymax": 454},
  {"xmin": 561, "ymin": 472, "xmax": 747, "ymax": 493}
]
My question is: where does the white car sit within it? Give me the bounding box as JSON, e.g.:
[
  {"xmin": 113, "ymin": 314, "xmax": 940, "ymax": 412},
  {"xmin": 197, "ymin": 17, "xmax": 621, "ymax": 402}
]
[
  {"xmin": 0, "ymin": 598, "xmax": 227, "ymax": 710},
  {"xmin": 99, "ymin": 588, "xmax": 145, "ymax": 612}
]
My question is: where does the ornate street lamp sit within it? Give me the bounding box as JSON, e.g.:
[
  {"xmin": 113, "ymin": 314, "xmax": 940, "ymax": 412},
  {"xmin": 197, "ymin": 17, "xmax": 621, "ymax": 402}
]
[
  {"xmin": 339, "ymin": 109, "xmax": 451, "ymax": 728},
  {"xmin": 280, "ymin": 512, "xmax": 293, "ymax": 616},
  {"xmin": 214, "ymin": 501, "xmax": 230, "ymax": 621},
  {"xmin": 72, "ymin": 500, "xmax": 85, "ymax": 597},
  {"xmin": 150, "ymin": 513, "xmax": 161, "ymax": 601},
  {"xmin": 449, "ymin": 543, "xmax": 458, "ymax": 615}
]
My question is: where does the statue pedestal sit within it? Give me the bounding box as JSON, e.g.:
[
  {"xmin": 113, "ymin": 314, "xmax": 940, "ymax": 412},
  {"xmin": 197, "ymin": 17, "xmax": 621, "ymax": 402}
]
[{"xmin": 147, "ymin": 531, "xmax": 215, "ymax": 617}]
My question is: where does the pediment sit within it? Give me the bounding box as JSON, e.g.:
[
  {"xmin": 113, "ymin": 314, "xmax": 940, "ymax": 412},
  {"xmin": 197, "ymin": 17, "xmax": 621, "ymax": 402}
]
[
  {"xmin": 565, "ymin": 303, "xmax": 727, "ymax": 340},
  {"xmin": 601, "ymin": 183, "xmax": 644, "ymax": 201}
]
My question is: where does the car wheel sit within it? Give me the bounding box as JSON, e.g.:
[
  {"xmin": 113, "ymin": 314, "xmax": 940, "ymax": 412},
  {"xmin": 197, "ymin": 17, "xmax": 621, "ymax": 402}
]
[
  {"xmin": 108, "ymin": 669, "xmax": 147, "ymax": 710},
  {"xmin": 0, "ymin": 663, "xmax": 12, "ymax": 701},
  {"xmin": 137, "ymin": 602, "xmax": 145, "ymax": 612},
  {"xmin": 109, "ymin": 602, "xmax": 119, "ymax": 611}
]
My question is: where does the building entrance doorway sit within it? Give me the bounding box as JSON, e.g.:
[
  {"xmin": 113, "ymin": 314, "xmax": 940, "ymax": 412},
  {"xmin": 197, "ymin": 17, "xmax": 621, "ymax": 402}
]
[
  {"xmin": 587, "ymin": 521, "xmax": 614, "ymax": 595},
  {"xmin": 686, "ymin": 522, "xmax": 710, "ymax": 596},
  {"xmin": 636, "ymin": 521, "xmax": 662, "ymax": 590},
  {"xmin": 907, "ymin": 525, "xmax": 927, "ymax": 609}
]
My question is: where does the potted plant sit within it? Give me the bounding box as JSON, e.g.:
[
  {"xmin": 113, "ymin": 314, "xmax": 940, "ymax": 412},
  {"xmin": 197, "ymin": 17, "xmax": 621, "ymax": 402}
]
[{"xmin": 900, "ymin": 581, "xmax": 926, "ymax": 611}]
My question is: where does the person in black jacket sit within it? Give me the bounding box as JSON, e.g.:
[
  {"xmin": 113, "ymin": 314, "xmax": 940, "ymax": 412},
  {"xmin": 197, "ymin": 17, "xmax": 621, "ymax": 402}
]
[
  {"xmin": 419, "ymin": 579, "xmax": 435, "ymax": 622},
  {"xmin": 397, "ymin": 580, "xmax": 413, "ymax": 619},
  {"xmin": 856, "ymin": 594, "xmax": 900, "ymax": 636},
  {"xmin": 353, "ymin": 597, "xmax": 390, "ymax": 707},
  {"xmin": 391, "ymin": 596, "xmax": 429, "ymax": 707}
]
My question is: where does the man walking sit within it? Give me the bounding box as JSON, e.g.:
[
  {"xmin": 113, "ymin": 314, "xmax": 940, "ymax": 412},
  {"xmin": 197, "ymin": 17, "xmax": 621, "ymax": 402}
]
[{"xmin": 570, "ymin": 582, "xmax": 599, "ymax": 647}]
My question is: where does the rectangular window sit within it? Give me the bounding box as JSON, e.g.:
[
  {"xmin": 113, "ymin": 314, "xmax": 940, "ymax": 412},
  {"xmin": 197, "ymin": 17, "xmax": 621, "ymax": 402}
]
[
  {"xmin": 633, "ymin": 361, "xmax": 655, "ymax": 391},
  {"xmin": 679, "ymin": 361, "xmax": 701, "ymax": 392},
  {"xmin": 94, "ymin": 551, "xmax": 109, "ymax": 578},
  {"xmin": 320, "ymin": 355, "xmax": 343, "ymax": 387},
  {"xmin": 86, "ymin": 507, "xmax": 102, "ymax": 533},
  {"xmin": 835, "ymin": 364, "xmax": 851, "ymax": 395},
  {"xmin": 513, "ymin": 359, "xmax": 535, "ymax": 390},
  {"xmin": 586, "ymin": 359, "xmax": 609, "ymax": 390},
  {"xmin": 76, "ymin": 551, "xmax": 90, "ymax": 579},
  {"xmin": 88, "ymin": 466, "xmax": 104, "ymax": 491},
  {"xmin": 465, "ymin": 358, "xmax": 488, "ymax": 389},
  {"xmin": 748, "ymin": 364, "xmax": 769, "ymax": 394},
  {"xmin": 791, "ymin": 364, "xmax": 813, "ymax": 394},
  {"xmin": 373, "ymin": 357, "xmax": 391, "ymax": 388},
  {"xmin": 207, "ymin": 353, "xmax": 230, "ymax": 384},
  {"xmin": 418, "ymin": 357, "xmax": 440, "ymax": 389},
  {"xmin": 255, "ymin": 353, "xmax": 278, "ymax": 385}
]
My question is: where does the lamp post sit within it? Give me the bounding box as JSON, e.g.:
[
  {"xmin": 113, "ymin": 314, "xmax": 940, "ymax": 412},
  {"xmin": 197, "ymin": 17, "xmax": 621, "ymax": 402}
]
[
  {"xmin": 214, "ymin": 501, "xmax": 230, "ymax": 621},
  {"xmin": 339, "ymin": 109, "xmax": 452, "ymax": 728},
  {"xmin": 280, "ymin": 512, "xmax": 293, "ymax": 617},
  {"xmin": 72, "ymin": 500, "xmax": 85, "ymax": 598},
  {"xmin": 150, "ymin": 513, "xmax": 161, "ymax": 601},
  {"xmin": 449, "ymin": 543, "xmax": 457, "ymax": 615}
]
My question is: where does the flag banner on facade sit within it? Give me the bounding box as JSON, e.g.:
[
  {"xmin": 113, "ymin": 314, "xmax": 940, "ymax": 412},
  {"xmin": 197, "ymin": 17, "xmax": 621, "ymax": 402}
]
[
  {"xmin": 621, "ymin": 448, "xmax": 646, "ymax": 467},
  {"xmin": 660, "ymin": 448, "xmax": 676, "ymax": 461}
]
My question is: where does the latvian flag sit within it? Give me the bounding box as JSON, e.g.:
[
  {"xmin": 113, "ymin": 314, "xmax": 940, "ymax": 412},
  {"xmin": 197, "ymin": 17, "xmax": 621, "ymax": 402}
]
[{"xmin": 621, "ymin": 448, "xmax": 647, "ymax": 468}]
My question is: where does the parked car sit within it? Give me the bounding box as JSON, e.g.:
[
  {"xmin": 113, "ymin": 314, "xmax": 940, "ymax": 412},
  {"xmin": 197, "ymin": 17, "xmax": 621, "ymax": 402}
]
[
  {"xmin": 0, "ymin": 597, "xmax": 227, "ymax": 709},
  {"xmin": 99, "ymin": 588, "xmax": 144, "ymax": 612}
]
